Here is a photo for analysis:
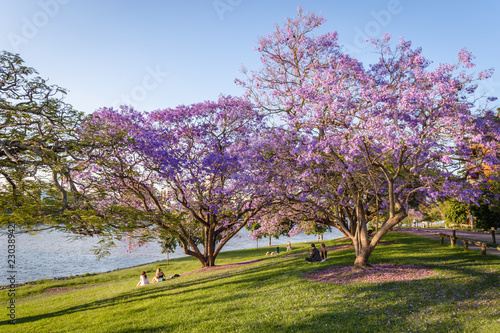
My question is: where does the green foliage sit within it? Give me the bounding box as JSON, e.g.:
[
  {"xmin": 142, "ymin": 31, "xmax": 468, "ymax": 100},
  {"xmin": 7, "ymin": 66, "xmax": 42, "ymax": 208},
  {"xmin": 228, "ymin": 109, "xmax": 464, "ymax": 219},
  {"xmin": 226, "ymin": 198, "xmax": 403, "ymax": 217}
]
[
  {"xmin": 471, "ymin": 202, "xmax": 500, "ymax": 230},
  {"xmin": 300, "ymin": 221, "xmax": 331, "ymax": 236},
  {"xmin": 158, "ymin": 229, "xmax": 180, "ymax": 254},
  {"xmin": 0, "ymin": 51, "xmax": 83, "ymax": 230},
  {"xmin": 444, "ymin": 200, "xmax": 469, "ymax": 227},
  {"xmin": 90, "ymin": 238, "xmax": 117, "ymax": 259},
  {"xmin": 420, "ymin": 201, "xmax": 448, "ymax": 222},
  {"xmin": 246, "ymin": 218, "xmax": 295, "ymax": 240},
  {"xmin": 468, "ymin": 176, "xmax": 500, "ymax": 230}
]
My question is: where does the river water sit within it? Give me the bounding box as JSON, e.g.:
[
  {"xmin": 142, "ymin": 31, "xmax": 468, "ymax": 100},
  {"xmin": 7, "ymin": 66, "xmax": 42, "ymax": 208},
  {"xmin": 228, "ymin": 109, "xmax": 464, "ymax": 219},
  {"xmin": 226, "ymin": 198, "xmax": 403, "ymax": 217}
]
[{"xmin": 1, "ymin": 228, "xmax": 342, "ymax": 284}]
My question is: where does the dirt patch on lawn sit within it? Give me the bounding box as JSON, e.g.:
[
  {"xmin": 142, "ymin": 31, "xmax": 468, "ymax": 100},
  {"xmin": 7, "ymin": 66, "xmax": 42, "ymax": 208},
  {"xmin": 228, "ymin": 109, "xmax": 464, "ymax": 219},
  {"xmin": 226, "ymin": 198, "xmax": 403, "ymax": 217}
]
[
  {"xmin": 179, "ymin": 240, "xmax": 428, "ymax": 284},
  {"xmin": 43, "ymin": 286, "xmax": 79, "ymax": 293},
  {"xmin": 180, "ymin": 259, "xmax": 264, "ymax": 276},
  {"xmin": 301, "ymin": 240, "xmax": 435, "ymax": 284},
  {"xmin": 303, "ymin": 263, "xmax": 436, "ymax": 284}
]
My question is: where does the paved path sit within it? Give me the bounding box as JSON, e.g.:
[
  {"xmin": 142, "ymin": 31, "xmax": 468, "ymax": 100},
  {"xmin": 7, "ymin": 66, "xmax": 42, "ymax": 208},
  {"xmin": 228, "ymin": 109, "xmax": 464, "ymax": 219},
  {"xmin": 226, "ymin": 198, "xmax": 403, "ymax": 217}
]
[{"xmin": 394, "ymin": 227, "xmax": 500, "ymax": 257}]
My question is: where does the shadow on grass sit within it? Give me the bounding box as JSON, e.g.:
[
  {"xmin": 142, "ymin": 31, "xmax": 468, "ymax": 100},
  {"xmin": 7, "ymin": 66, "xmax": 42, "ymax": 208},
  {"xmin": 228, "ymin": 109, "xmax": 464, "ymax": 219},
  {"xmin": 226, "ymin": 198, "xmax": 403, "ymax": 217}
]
[
  {"xmin": 0, "ymin": 250, "xmax": 330, "ymax": 326},
  {"xmin": 2, "ymin": 232, "xmax": 499, "ymax": 332},
  {"xmin": 0, "ymin": 256, "xmax": 289, "ymax": 326}
]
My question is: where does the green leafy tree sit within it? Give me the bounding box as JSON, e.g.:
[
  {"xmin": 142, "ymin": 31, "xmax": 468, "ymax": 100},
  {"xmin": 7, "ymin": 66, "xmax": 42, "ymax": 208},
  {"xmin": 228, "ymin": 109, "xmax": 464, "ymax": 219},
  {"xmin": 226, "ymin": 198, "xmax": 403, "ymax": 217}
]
[
  {"xmin": 247, "ymin": 219, "xmax": 294, "ymax": 247},
  {"xmin": 0, "ymin": 51, "xmax": 84, "ymax": 231},
  {"xmin": 419, "ymin": 201, "xmax": 448, "ymax": 222},
  {"xmin": 469, "ymin": 178, "xmax": 500, "ymax": 230},
  {"xmin": 159, "ymin": 230, "xmax": 181, "ymax": 266},
  {"xmin": 466, "ymin": 108, "xmax": 500, "ymax": 230},
  {"xmin": 444, "ymin": 200, "xmax": 469, "ymax": 227},
  {"xmin": 299, "ymin": 221, "xmax": 331, "ymax": 240},
  {"xmin": 470, "ymin": 203, "xmax": 500, "ymax": 230}
]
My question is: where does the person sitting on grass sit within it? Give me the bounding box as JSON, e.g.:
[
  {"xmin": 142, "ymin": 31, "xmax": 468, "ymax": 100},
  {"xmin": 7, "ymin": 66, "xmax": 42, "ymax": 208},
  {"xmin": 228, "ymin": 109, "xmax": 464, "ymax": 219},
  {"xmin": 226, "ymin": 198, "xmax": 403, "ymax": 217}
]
[
  {"xmin": 286, "ymin": 241, "xmax": 292, "ymax": 251},
  {"xmin": 151, "ymin": 268, "xmax": 166, "ymax": 283},
  {"xmin": 305, "ymin": 243, "xmax": 321, "ymax": 263},
  {"xmin": 137, "ymin": 271, "xmax": 149, "ymax": 286},
  {"xmin": 319, "ymin": 243, "xmax": 327, "ymax": 261}
]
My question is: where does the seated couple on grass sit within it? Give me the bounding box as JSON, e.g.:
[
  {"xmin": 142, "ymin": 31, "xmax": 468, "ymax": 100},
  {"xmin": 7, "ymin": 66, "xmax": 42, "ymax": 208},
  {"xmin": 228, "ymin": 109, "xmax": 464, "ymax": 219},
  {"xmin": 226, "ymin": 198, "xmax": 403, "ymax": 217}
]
[
  {"xmin": 305, "ymin": 243, "xmax": 327, "ymax": 263},
  {"xmin": 137, "ymin": 268, "xmax": 171, "ymax": 286}
]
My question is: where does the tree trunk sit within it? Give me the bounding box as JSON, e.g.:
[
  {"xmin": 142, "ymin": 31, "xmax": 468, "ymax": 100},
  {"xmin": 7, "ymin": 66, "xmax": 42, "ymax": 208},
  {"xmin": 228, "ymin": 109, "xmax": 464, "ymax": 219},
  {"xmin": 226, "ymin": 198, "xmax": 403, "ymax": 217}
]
[
  {"xmin": 268, "ymin": 235, "xmax": 271, "ymax": 247},
  {"xmin": 352, "ymin": 208, "xmax": 373, "ymax": 271},
  {"xmin": 185, "ymin": 221, "xmax": 218, "ymax": 268},
  {"xmin": 201, "ymin": 256, "xmax": 216, "ymax": 267},
  {"xmin": 352, "ymin": 246, "xmax": 373, "ymax": 271},
  {"xmin": 203, "ymin": 227, "xmax": 216, "ymax": 267},
  {"xmin": 351, "ymin": 209, "xmax": 407, "ymax": 271},
  {"xmin": 352, "ymin": 232, "xmax": 373, "ymax": 271},
  {"xmin": 179, "ymin": 224, "xmax": 219, "ymax": 268},
  {"xmin": 194, "ymin": 251, "xmax": 216, "ymax": 267},
  {"xmin": 204, "ymin": 223, "xmax": 217, "ymax": 267}
]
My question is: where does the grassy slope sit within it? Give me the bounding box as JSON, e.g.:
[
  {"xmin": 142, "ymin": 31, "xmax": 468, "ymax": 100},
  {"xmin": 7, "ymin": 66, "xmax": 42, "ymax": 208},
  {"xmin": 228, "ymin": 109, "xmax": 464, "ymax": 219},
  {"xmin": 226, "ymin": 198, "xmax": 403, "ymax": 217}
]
[{"xmin": 1, "ymin": 232, "xmax": 499, "ymax": 332}]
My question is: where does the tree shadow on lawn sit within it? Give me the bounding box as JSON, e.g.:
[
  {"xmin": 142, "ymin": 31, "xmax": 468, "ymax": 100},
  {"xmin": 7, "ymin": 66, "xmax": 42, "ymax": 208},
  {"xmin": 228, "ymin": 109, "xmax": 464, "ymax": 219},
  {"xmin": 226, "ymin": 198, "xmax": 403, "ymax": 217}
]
[
  {"xmin": 230, "ymin": 270, "xmax": 500, "ymax": 333},
  {"xmin": 368, "ymin": 239, "xmax": 500, "ymax": 275},
  {"xmin": 267, "ymin": 236, "xmax": 500, "ymax": 332},
  {"xmin": 0, "ymin": 257, "xmax": 286, "ymax": 326},
  {"xmin": 182, "ymin": 237, "xmax": 495, "ymax": 332},
  {"xmin": 160, "ymin": 257, "xmax": 306, "ymax": 301},
  {"xmin": 5, "ymin": 235, "xmax": 499, "ymax": 329},
  {"xmin": 115, "ymin": 269, "xmax": 499, "ymax": 333},
  {"xmin": 155, "ymin": 246, "xmax": 498, "ymax": 309},
  {"xmin": 1, "ymin": 253, "xmax": 321, "ymax": 327},
  {"xmin": 5, "ymin": 274, "xmax": 496, "ymax": 332},
  {"xmin": 109, "ymin": 293, "xmax": 257, "ymax": 332},
  {"xmin": 0, "ymin": 283, "xmax": 178, "ymax": 326}
]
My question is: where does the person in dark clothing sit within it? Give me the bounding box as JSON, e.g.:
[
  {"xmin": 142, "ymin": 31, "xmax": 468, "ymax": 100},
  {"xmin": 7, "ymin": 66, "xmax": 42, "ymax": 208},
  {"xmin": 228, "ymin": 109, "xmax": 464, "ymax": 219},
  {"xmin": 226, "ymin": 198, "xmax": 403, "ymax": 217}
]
[
  {"xmin": 319, "ymin": 243, "xmax": 327, "ymax": 260},
  {"xmin": 306, "ymin": 243, "xmax": 322, "ymax": 262}
]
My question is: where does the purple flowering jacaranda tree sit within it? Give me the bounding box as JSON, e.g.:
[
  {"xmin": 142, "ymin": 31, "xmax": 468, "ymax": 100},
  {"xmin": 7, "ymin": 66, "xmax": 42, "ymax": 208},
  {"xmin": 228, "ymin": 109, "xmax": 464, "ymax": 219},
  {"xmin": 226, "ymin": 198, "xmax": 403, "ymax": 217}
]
[
  {"xmin": 237, "ymin": 8, "xmax": 500, "ymax": 270},
  {"xmin": 79, "ymin": 96, "xmax": 272, "ymax": 267}
]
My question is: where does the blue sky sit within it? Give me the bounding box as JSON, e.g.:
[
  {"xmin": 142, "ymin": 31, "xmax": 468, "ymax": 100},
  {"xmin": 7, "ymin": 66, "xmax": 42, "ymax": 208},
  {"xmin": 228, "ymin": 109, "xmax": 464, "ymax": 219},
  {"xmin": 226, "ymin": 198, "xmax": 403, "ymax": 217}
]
[{"xmin": 1, "ymin": 0, "xmax": 499, "ymax": 114}]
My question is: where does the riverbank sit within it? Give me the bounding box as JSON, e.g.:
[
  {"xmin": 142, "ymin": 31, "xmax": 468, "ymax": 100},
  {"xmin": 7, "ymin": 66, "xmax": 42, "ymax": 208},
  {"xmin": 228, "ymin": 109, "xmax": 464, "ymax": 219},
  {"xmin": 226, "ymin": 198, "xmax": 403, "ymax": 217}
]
[
  {"xmin": 2, "ymin": 232, "xmax": 499, "ymax": 332},
  {"xmin": 0, "ymin": 228, "xmax": 342, "ymax": 283}
]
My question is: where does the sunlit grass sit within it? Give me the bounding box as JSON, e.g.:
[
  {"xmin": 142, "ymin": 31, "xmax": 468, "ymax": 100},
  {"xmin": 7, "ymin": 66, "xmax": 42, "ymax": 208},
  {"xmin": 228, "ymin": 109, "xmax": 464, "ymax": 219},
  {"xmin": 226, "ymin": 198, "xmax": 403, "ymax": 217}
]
[{"xmin": 1, "ymin": 233, "xmax": 499, "ymax": 332}]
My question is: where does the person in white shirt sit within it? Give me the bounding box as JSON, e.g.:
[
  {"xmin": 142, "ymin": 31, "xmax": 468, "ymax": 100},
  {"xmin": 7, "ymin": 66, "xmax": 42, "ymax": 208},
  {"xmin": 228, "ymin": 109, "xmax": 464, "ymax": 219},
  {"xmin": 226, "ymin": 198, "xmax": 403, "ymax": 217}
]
[{"xmin": 137, "ymin": 271, "xmax": 150, "ymax": 286}]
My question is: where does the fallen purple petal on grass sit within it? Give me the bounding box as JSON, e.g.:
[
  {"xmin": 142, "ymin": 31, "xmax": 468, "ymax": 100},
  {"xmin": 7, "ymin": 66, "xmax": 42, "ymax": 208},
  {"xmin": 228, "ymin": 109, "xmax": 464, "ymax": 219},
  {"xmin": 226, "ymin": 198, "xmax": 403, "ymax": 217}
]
[{"xmin": 303, "ymin": 263, "xmax": 436, "ymax": 284}]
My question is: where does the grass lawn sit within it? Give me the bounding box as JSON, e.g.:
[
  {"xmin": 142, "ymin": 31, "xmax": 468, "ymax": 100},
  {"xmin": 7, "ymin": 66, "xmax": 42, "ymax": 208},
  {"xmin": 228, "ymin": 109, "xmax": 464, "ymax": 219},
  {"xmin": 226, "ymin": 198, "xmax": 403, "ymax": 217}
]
[{"xmin": 1, "ymin": 232, "xmax": 499, "ymax": 332}]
